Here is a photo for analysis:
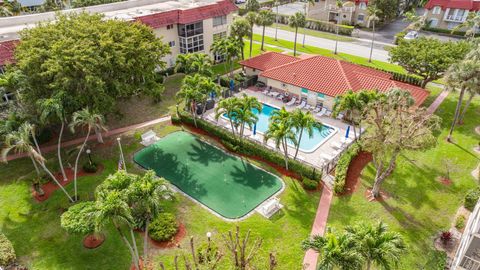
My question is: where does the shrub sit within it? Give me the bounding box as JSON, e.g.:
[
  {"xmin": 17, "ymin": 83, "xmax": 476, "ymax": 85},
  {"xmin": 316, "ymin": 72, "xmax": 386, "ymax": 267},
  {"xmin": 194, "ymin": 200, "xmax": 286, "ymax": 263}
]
[
  {"xmin": 82, "ymin": 162, "xmax": 98, "ymax": 173},
  {"xmin": 177, "ymin": 111, "xmax": 321, "ymax": 181},
  {"xmin": 394, "ymin": 31, "xmax": 406, "ymax": 45},
  {"xmin": 440, "ymin": 231, "xmax": 452, "ymax": 244},
  {"xmin": 60, "ymin": 201, "xmax": 97, "ymax": 235},
  {"xmin": 197, "ymin": 242, "xmax": 219, "ymax": 264},
  {"xmin": 0, "ymin": 233, "xmax": 16, "ymax": 267},
  {"xmin": 134, "ymin": 131, "xmax": 142, "ymax": 141},
  {"xmin": 148, "ymin": 213, "xmax": 178, "ymax": 242},
  {"xmin": 455, "ymin": 215, "xmax": 466, "ymax": 230},
  {"xmin": 302, "ymin": 178, "xmax": 318, "ymax": 190},
  {"xmin": 464, "ymin": 187, "xmax": 480, "ymax": 211},
  {"xmin": 333, "ymin": 143, "xmax": 361, "ymax": 194},
  {"xmin": 422, "ymin": 26, "xmax": 480, "ymax": 37}
]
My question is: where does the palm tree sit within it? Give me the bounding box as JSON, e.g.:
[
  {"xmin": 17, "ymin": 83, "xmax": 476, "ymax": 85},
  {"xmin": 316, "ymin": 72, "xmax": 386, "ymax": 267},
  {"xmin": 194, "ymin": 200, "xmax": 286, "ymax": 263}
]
[
  {"xmin": 127, "ymin": 171, "xmax": 172, "ymax": 265},
  {"xmin": 274, "ymin": 0, "xmax": 280, "ymax": 40},
  {"xmin": 256, "ymin": 10, "xmax": 275, "ymax": 51},
  {"xmin": 264, "ymin": 108, "xmax": 297, "ymax": 170},
  {"xmin": 289, "ymin": 12, "xmax": 306, "ymax": 57},
  {"xmin": 345, "ymin": 222, "xmax": 405, "ymax": 270},
  {"xmin": 301, "ymin": 0, "xmax": 315, "ymax": 47},
  {"xmin": 245, "ymin": 0, "xmax": 259, "ymax": 11},
  {"xmin": 238, "ymin": 94, "xmax": 262, "ymax": 137},
  {"xmin": 94, "ymin": 189, "xmax": 140, "ymax": 269},
  {"xmin": 404, "ymin": 11, "xmax": 427, "ymax": 31},
  {"xmin": 291, "ymin": 109, "xmax": 319, "ymax": 160},
  {"xmin": 333, "ymin": 0, "xmax": 343, "ymax": 54},
  {"xmin": 175, "ymin": 53, "xmax": 213, "ymax": 77},
  {"xmin": 302, "ymin": 230, "xmax": 364, "ymax": 270},
  {"xmin": 2, "ymin": 123, "xmax": 74, "ymax": 202},
  {"xmin": 230, "ymin": 18, "xmax": 251, "ymax": 61},
  {"xmin": 39, "ymin": 97, "xmax": 68, "ymax": 182},
  {"xmin": 333, "ymin": 90, "xmax": 361, "ymax": 138},
  {"xmin": 245, "ymin": 12, "xmax": 258, "ymax": 59},
  {"xmin": 198, "ymin": 75, "xmax": 222, "ymax": 118},
  {"xmin": 176, "ymin": 74, "xmax": 203, "ymax": 127},
  {"xmin": 215, "ymin": 97, "xmax": 241, "ymax": 136},
  {"xmin": 70, "ymin": 108, "xmax": 106, "ymax": 200},
  {"xmin": 367, "ymin": 5, "xmax": 382, "ymax": 63},
  {"xmin": 452, "ymin": 12, "xmax": 480, "ymax": 40},
  {"xmin": 458, "ymin": 84, "xmax": 480, "ymax": 124},
  {"xmin": 210, "ymin": 37, "xmax": 241, "ymax": 78}
]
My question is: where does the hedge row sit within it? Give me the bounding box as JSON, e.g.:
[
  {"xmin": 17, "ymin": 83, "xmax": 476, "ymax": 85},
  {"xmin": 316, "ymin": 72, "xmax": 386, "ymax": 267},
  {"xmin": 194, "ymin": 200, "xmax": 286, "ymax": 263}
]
[
  {"xmin": 333, "ymin": 143, "xmax": 361, "ymax": 194},
  {"xmin": 275, "ymin": 14, "xmax": 355, "ymax": 36},
  {"xmin": 422, "ymin": 27, "xmax": 477, "ymax": 38},
  {"xmin": 173, "ymin": 112, "xmax": 321, "ymax": 181}
]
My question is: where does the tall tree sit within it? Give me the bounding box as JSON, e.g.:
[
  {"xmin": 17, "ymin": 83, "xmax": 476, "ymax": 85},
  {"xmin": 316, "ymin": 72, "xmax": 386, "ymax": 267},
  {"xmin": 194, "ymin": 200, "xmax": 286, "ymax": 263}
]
[
  {"xmin": 403, "ymin": 11, "xmax": 427, "ymax": 31},
  {"xmin": 367, "ymin": 5, "xmax": 382, "ymax": 63},
  {"xmin": 174, "ymin": 53, "xmax": 213, "ymax": 77},
  {"xmin": 198, "ymin": 76, "xmax": 222, "ymax": 118},
  {"xmin": 264, "ymin": 108, "xmax": 297, "ymax": 170},
  {"xmin": 333, "ymin": 0, "xmax": 343, "ymax": 54},
  {"xmin": 210, "ymin": 37, "xmax": 241, "ymax": 79},
  {"xmin": 245, "ymin": 12, "xmax": 258, "ymax": 59},
  {"xmin": 127, "ymin": 171, "xmax": 172, "ymax": 265},
  {"xmin": 302, "ymin": 230, "xmax": 364, "ymax": 270},
  {"xmin": 345, "ymin": 222, "xmax": 406, "ymax": 270},
  {"xmin": 289, "ymin": 12, "xmax": 306, "ymax": 57},
  {"xmin": 215, "ymin": 97, "xmax": 242, "ymax": 136},
  {"xmin": 238, "ymin": 94, "xmax": 262, "ymax": 138},
  {"xmin": 452, "ymin": 12, "xmax": 480, "ymax": 40},
  {"xmin": 176, "ymin": 75, "xmax": 203, "ymax": 127},
  {"xmin": 39, "ymin": 96, "xmax": 68, "ymax": 182},
  {"xmin": 245, "ymin": 0, "xmax": 260, "ymax": 12},
  {"xmin": 373, "ymin": 0, "xmax": 398, "ymax": 23},
  {"xmin": 230, "ymin": 18, "xmax": 251, "ymax": 61},
  {"xmin": 361, "ymin": 89, "xmax": 440, "ymax": 198},
  {"xmin": 290, "ymin": 109, "xmax": 319, "ymax": 160},
  {"xmin": 256, "ymin": 10, "xmax": 275, "ymax": 51},
  {"xmin": 2, "ymin": 123, "xmax": 74, "ymax": 202},
  {"xmin": 389, "ymin": 37, "xmax": 471, "ymax": 88},
  {"xmin": 10, "ymin": 12, "xmax": 170, "ymax": 116},
  {"xmin": 69, "ymin": 108, "xmax": 106, "ymax": 201}
]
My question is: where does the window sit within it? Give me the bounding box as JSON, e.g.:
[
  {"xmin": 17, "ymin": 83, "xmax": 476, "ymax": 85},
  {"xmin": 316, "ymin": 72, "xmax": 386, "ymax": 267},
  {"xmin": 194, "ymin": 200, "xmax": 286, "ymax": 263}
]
[
  {"xmin": 357, "ymin": 14, "xmax": 365, "ymax": 22},
  {"xmin": 167, "ymin": 24, "xmax": 174, "ymax": 30},
  {"xmin": 213, "ymin": 15, "xmax": 227, "ymax": 27},
  {"xmin": 359, "ymin": 2, "xmax": 366, "ymax": 9},
  {"xmin": 178, "ymin": 22, "xmax": 203, "ymax": 37},
  {"xmin": 432, "ymin": 6, "xmax": 441, "ymax": 15},
  {"xmin": 213, "ymin": 31, "xmax": 227, "ymax": 40},
  {"xmin": 179, "ymin": 35, "xmax": 204, "ymax": 53},
  {"xmin": 168, "ymin": 41, "xmax": 175, "ymax": 47}
]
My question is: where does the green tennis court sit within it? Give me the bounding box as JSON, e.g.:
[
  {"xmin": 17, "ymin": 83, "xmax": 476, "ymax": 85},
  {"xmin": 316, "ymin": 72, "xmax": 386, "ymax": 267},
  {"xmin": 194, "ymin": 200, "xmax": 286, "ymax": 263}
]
[{"xmin": 133, "ymin": 131, "xmax": 283, "ymax": 219}]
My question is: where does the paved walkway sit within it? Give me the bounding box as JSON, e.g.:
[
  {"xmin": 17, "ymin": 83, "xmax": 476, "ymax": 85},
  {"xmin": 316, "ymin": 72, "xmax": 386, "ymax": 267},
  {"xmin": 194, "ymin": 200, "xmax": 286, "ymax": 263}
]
[
  {"xmin": 6, "ymin": 116, "xmax": 171, "ymax": 162},
  {"xmin": 427, "ymin": 89, "xmax": 450, "ymax": 114},
  {"xmin": 302, "ymin": 185, "xmax": 334, "ymax": 270}
]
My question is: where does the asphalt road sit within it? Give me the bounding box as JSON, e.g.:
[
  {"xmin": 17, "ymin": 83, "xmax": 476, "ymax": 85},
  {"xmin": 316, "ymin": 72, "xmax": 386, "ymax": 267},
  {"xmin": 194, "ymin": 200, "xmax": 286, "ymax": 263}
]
[{"xmin": 253, "ymin": 26, "xmax": 391, "ymax": 62}]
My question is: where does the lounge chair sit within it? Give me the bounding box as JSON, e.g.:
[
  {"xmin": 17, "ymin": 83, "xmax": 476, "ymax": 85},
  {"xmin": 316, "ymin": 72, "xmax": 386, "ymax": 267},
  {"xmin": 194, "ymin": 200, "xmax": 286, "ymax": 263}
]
[
  {"xmin": 313, "ymin": 106, "xmax": 321, "ymax": 113},
  {"xmin": 277, "ymin": 94, "xmax": 284, "ymax": 100},
  {"xmin": 341, "ymin": 137, "xmax": 353, "ymax": 145},
  {"xmin": 304, "ymin": 104, "xmax": 312, "ymax": 110},
  {"xmin": 336, "ymin": 113, "xmax": 344, "ymax": 120},
  {"xmin": 141, "ymin": 130, "xmax": 159, "ymax": 146},
  {"xmin": 331, "ymin": 141, "xmax": 344, "ymax": 150},
  {"xmin": 296, "ymin": 100, "xmax": 306, "ymax": 109},
  {"xmin": 286, "ymin": 97, "xmax": 296, "ymax": 106},
  {"xmin": 262, "ymin": 89, "xmax": 269, "ymax": 95},
  {"xmin": 316, "ymin": 108, "xmax": 327, "ymax": 117},
  {"xmin": 325, "ymin": 110, "xmax": 332, "ymax": 117},
  {"xmin": 320, "ymin": 153, "xmax": 334, "ymax": 162}
]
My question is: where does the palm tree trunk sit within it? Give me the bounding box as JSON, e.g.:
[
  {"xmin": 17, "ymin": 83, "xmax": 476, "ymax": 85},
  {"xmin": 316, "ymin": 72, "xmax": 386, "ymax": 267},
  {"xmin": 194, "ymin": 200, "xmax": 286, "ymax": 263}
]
[
  {"xmin": 261, "ymin": 26, "xmax": 266, "ymax": 51},
  {"xmin": 144, "ymin": 219, "xmax": 150, "ymax": 266},
  {"xmin": 191, "ymin": 102, "xmax": 198, "ymax": 128},
  {"xmin": 352, "ymin": 123, "xmax": 357, "ymax": 139},
  {"xmin": 282, "ymin": 138, "xmax": 289, "ymax": 170},
  {"xmin": 458, "ymin": 91, "xmax": 475, "ymax": 124},
  {"xmin": 294, "ymin": 129, "xmax": 303, "ymax": 160},
  {"xmin": 94, "ymin": 126, "xmax": 104, "ymax": 144},
  {"xmin": 229, "ymin": 119, "xmax": 236, "ymax": 136},
  {"xmin": 249, "ymin": 27, "xmax": 254, "ymax": 58},
  {"xmin": 32, "ymin": 131, "xmax": 42, "ymax": 156},
  {"xmin": 74, "ymin": 127, "xmax": 91, "ymax": 201},
  {"xmin": 447, "ymin": 86, "xmax": 466, "ymax": 142},
  {"xmin": 130, "ymin": 228, "xmax": 141, "ymax": 268},
  {"xmin": 368, "ymin": 21, "xmax": 375, "ymax": 63},
  {"xmin": 114, "ymin": 222, "xmax": 139, "ymax": 269},
  {"xmin": 367, "ymin": 260, "xmax": 372, "ymax": 270},
  {"xmin": 38, "ymin": 160, "xmax": 74, "ymax": 202},
  {"xmin": 241, "ymin": 39, "xmax": 245, "ymax": 61},
  {"xmin": 30, "ymin": 154, "xmax": 41, "ymax": 176},
  {"xmin": 293, "ymin": 28, "xmax": 298, "ymax": 56},
  {"xmin": 58, "ymin": 121, "xmax": 67, "ymax": 181}
]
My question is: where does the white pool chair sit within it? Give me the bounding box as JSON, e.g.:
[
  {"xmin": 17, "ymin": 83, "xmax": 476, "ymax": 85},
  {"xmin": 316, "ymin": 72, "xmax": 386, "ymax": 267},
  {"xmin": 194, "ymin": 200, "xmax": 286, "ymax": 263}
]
[
  {"xmin": 313, "ymin": 106, "xmax": 321, "ymax": 113},
  {"xmin": 141, "ymin": 130, "xmax": 159, "ymax": 146},
  {"xmin": 341, "ymin": 137, "xmax": 353, "ymax": 145},
  {"xmin": 262, "ymin": 89, "xmax": 269, "ymax": 95},
  {"xmin": 316, "ymin": 108, "xmax": 327, "ymax": 117},
  {"xmin": 336, "ymin": 113, "xmax": 344, "ymax": 120},
  {"xmin": 304, "ymin": 104, "xmax": 312, "ymax": 110},
  {"xmin": 296, "ymin": 100, "xmax": 306, "ymax": 109},
  {"xmin": 331, "ymin": 141, "xmax": 344, "ymax": 150},
  {"xmin": 286, "ymin": 97, "xmax": 296, "ymax": 106},
  {"xmin": 320, "ymin": 153, "xmax": 334, "ymax": 162}
]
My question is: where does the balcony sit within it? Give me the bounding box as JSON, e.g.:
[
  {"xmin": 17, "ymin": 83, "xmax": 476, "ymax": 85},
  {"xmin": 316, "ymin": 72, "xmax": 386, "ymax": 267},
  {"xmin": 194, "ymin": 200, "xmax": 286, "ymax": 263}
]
[
  {"xmin": 445, "ymin": 14, "xmax": 465, "ymax": 22},
  {"xmin": 328, "ymin": 4, "xmax": 354, "ymax": 12}
]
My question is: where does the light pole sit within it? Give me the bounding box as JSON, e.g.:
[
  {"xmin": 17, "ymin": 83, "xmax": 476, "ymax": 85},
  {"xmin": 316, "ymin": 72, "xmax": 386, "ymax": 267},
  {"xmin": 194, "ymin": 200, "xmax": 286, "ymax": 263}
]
[
  {"xmin": 206, "ymin": 231, "xmax": 212, "ymax": 249},
  {"xmin": 86, "ymin": 149, "xmax": 92, "ymax": 165},
  {"xmin": 275, "ymin": 1, "xmax": 279, "ymax": 41}
]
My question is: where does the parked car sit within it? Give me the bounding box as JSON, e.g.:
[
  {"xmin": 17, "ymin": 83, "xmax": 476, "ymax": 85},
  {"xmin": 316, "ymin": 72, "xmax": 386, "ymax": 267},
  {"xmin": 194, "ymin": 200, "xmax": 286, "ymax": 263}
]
[
  {"xmin": 404, "ymin": 31, "xmax": 419, "ymax": 40},
  {"xmin": 235, "ymin": 0, "xmax": 245, "ymax": 4}
]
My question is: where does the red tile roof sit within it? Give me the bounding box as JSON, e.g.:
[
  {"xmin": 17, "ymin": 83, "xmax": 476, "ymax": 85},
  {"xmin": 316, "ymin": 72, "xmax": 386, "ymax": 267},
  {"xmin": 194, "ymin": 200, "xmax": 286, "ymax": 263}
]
[
  {"xmin": 255, "ymin": 55, "xmax": 429, "ymax": 106},
  {"xmin": 0, "ymin": 40, "xmax": 18, "ymax": 66},
  {"xmin": 425, "ymin": 0, "xmax": 480, "ymax": 10},
  {"xmin": 239, "ymin": 52, "xmax": 299, "ymax": 71},
  {"xmin": 135, "ymin": 0, "xmax": 238, "ymax": 28}
]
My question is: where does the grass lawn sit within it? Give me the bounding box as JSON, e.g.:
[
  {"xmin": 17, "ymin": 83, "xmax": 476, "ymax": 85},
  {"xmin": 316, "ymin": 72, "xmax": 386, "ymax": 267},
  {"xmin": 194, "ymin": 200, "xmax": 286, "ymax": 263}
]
[
  {"xmin": 251, "ymin": 34, "xmax": 408, "ymax": 74},
  {"xmin": 272, "ymin": 23, "xmax": 355, "ymax": 42},
  {"xmin": 327, "ymin": 91, "xmax": 480, "ymax": 268},
  {"xmin": 0, "ymin": 122, "xmax": 320, "ymax": 269}
]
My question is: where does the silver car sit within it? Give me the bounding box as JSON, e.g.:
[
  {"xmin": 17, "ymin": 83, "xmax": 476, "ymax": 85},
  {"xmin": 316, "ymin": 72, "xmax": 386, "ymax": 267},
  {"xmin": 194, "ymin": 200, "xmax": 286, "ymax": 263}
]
[{"xmin": 404, "ymin": 31, "xmax": 419, "ymax": 40}]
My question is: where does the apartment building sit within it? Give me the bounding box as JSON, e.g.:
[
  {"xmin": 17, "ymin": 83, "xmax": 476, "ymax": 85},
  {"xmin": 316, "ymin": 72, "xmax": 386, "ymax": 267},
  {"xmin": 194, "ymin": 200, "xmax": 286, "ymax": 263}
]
[
  {"xmin": 424, "ymin": 0, "xmax": 480, "ymax": 30},
  {"xmin": 451, "ymin": 200, "xmax": 480, "ymax": 270},
  {"xmin": 307, "ymin": 0, "xmax": 369, "ymax": 26},
  {"xmin": 0, "ymin": 0, "xmax": 238, "ymax": 70}
]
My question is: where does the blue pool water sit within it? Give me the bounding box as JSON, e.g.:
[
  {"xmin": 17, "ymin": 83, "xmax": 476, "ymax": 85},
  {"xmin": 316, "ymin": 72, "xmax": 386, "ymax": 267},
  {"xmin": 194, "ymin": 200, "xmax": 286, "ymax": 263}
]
[{"xmin": 224, "ymin": 103, "xmax": 336, "ymax": 153}]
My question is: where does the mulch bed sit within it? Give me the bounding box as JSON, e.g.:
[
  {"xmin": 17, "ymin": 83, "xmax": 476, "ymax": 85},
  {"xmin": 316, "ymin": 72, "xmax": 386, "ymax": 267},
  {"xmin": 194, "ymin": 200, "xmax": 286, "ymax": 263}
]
[
  {"xmin": 32, "ymin": 164, "xmax": 104, "ymax": 202},
  {"xmin": 147, "ymin": 223, "xmax": 187, "ymax": 249},
  {"xmin": 438, "ymin": 177, "xmax": 453, "ymax": 186},
  {"xmin": 338, "ymin": 151, "xmax": 373, "ymax": 196},
  {"xmin": 83, "ymin": 233, "xmax": 105, "ymax": 249},
  {"xmin": 180, "ymin": 123, "xmax": 302, "ymax": 180}
]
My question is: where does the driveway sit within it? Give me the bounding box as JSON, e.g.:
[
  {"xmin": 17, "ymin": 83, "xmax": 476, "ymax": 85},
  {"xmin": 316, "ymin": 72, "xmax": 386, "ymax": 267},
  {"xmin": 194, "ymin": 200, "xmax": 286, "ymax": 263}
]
[{"xmin": 355, "ymin": 17, "xmax": 410, "ymax": 44}]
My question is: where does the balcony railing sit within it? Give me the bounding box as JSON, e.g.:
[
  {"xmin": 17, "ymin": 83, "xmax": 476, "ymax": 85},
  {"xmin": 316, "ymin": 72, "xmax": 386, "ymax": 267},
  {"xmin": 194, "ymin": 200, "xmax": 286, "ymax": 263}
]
[
  {"xmin": 445, "ymin": 14, "xmax": 465, "ymax": 22},
  {"xmin": 461, "ymin": 256, "xmax": 480, "ymax": 270}
]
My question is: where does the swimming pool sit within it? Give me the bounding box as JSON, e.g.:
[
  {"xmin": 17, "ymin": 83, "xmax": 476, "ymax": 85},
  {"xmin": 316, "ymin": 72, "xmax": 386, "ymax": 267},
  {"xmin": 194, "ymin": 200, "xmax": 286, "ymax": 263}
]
[{"xmin": 223, "ymin": 103, "xmax": 337, "ymax": 153}]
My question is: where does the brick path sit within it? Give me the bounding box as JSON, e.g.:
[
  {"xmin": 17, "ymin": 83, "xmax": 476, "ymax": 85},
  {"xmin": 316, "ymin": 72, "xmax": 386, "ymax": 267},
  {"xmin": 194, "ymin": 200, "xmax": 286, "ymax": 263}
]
[
  {"xmin": 6, "ymin": 116, "xmax": 171, "ymax": 162},
  {"xmin": 427, "ymin": 89, "xmax": 449, "ymax": 114}
]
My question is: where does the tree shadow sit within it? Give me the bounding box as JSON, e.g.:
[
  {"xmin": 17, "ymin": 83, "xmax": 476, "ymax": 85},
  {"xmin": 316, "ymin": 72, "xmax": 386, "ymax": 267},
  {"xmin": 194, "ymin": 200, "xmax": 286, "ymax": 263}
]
[
  {"xmin": 186, "ymin": 138, "xmax": 233, "ymax": 166},
  {"xmin": 229, "ymin": 158, "xmax": 279, "ymax": 190},
  {"xmin": 282, "ymin": 180, "xmax": 319, "ymax": 230}
]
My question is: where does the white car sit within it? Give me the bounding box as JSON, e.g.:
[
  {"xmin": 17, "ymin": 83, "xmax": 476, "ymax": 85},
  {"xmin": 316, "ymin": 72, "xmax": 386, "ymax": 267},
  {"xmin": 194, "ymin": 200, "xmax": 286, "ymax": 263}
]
[
  {"xmin": 235, "ymin": 0, "xmax": 245, "ymax": 3},
  {"xmin": 404, "ymin": 31, "xmax": 419, "ymax": 40}
]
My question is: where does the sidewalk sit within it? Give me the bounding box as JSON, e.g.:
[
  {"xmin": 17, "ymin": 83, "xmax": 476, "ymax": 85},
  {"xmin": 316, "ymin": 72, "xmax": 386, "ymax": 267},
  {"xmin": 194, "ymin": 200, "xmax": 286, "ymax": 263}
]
[
  {"xmin": 427, "ymin": 89, "xmax": 450, "ymax": 114},
  {"xmin": 302, "ymin": 185, "xmax": 333, "ymax": 269},
  {"xmin": 6, "ymin": 115, "xmax": 171, "ymax": 162}
]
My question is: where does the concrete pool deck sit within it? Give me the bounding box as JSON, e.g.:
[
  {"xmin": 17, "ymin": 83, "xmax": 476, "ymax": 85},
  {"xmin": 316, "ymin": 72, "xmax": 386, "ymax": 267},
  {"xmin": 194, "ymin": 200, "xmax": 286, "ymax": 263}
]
[{"xmin": 205, "ymin": 89, "xmax": 356, "ymax": 180}]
